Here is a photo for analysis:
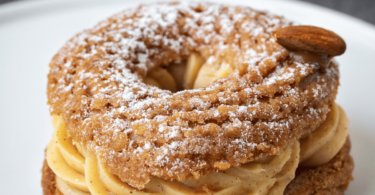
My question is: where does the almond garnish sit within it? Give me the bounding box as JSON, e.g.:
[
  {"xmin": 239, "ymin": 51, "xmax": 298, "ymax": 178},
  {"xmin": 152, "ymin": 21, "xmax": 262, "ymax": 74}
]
[{"xmin": 273, "ymin": 25, "xmax": 346, "ymax": 56}]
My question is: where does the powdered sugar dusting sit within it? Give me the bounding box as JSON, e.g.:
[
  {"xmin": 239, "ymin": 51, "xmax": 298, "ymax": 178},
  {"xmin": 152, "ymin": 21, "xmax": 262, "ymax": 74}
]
[{"xmin": 47, "ymin": 2, "xmax": 340, "ymax": 189}]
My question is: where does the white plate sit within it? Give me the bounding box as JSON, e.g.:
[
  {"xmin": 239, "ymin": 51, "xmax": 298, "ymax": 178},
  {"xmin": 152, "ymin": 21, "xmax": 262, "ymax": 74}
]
[{"xmin": 0, "ymin": 0, "xmax": 374, "ymax": 194}]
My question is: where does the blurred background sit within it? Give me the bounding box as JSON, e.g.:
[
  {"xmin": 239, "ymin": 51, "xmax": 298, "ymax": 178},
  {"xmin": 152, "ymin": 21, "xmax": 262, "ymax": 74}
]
[{"xmin": 0, "ymin": 0, "xmax": 374, "ymax": 25}]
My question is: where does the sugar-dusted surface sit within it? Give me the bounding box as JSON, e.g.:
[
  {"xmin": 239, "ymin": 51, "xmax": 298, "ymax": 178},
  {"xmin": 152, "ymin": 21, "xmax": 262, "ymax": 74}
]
[{"xmin": 47, "ymin": 2, "xmax": 339, "ymax": 189}]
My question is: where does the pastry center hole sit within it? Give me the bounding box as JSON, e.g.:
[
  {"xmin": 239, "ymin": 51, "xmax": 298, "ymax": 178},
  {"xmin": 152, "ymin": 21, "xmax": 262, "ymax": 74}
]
[{"xmin": 142, "ymin": 53, "xmax": 233, "ymax": 92}]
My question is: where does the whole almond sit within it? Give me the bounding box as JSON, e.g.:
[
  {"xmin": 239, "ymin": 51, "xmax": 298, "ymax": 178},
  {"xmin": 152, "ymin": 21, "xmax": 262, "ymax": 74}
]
[{"xmin": 273, "ymin": 25, "xmax": 346, "ymax": 56}]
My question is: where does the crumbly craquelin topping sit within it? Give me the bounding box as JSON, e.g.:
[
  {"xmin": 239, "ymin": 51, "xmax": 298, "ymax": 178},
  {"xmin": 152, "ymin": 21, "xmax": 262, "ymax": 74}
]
[{"xmin": 47, "ymin": 2, "xmax": 339, "ymax": 189}]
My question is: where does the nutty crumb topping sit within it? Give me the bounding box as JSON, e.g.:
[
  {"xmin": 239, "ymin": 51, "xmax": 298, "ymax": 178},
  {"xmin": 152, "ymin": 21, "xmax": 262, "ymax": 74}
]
[{"xmin": 47, "ymin": 2, "xmax": 339, "ymax": 189}]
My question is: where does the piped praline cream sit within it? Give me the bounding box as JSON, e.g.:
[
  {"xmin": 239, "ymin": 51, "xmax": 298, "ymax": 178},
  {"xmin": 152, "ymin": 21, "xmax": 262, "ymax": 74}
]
[{"xmin": 46, "ymin": 1, "xmax": 344, "ymax": 192}]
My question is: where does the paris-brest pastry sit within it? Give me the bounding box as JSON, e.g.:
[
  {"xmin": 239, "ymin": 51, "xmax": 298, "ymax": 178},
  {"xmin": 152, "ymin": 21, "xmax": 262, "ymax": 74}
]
[{"xmin": 42, "ymin": 2, "xmax": 354, "ymax": 195}]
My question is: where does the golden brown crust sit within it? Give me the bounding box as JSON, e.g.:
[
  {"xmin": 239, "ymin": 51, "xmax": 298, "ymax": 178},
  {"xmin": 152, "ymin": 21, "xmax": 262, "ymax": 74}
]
[
  {"xmin": 41, "ymin": 159, "xmax": 56, "ymax": 195},
  {"xmin": 41, "ymin": 138, "xmax": 354, "ymax": 195},
  {"xmin": 284, "ymin": 137, "xmax": 354, "ymax": 195},
  {"xmin": 46, "ymin": 2, "xmax": 340, "ymax": 188}
]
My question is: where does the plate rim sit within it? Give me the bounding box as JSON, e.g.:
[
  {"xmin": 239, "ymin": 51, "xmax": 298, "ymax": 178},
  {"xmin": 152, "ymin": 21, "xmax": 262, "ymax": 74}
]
[
  {"xmin": 0, "ymin": 0, "xmax": 373, "ymax": 194},
  {"xmin": 1, "ymin": 0, "xmax": 375, "ymax": 35}
]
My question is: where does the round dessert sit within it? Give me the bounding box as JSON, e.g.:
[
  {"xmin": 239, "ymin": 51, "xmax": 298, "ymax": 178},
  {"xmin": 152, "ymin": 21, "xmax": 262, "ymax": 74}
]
[{"xmin": 42, "ymin": 2, "xmax": 354, "ymax": 195}]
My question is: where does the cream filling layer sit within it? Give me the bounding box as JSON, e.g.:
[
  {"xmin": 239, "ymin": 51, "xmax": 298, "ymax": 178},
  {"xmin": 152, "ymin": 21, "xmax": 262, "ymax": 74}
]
[
  {"xmin": 300, "ymin": 105, "xmax": 349, "ymax": 167},
  {"xmin": 47, "ymin": 102, "xmax": 348, "ymax": 195},
  {"xmin": 299, "ymin": 103, "xmax": 340, "ymax": 163},
  {"xmin": 47, "ymin": 116, "xmax": 300, "ymax": 195}
]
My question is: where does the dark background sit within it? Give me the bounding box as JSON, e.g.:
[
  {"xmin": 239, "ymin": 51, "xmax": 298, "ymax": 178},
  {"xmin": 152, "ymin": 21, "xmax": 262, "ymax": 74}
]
[{"xmin": 0, "ymin": 0, "xmax": 374, "ymax": 25}]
